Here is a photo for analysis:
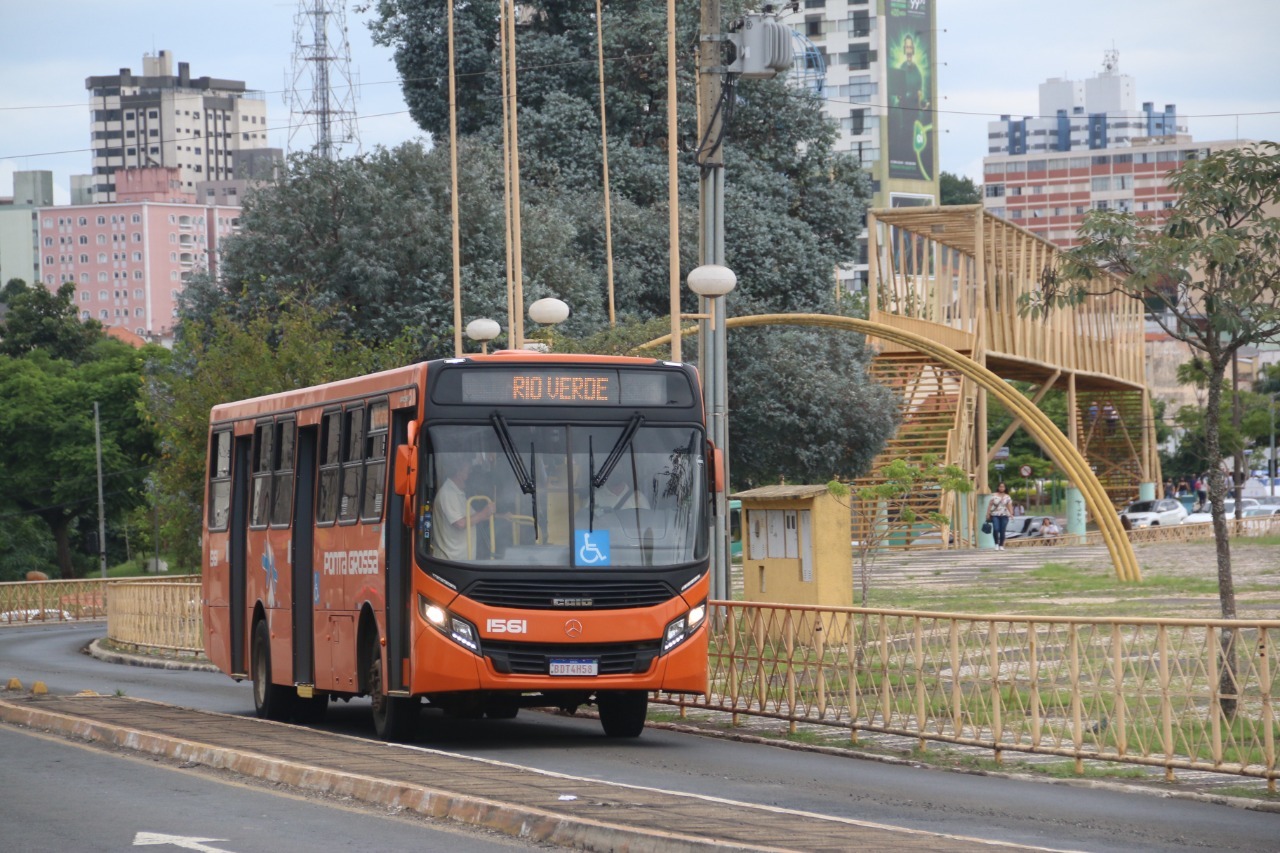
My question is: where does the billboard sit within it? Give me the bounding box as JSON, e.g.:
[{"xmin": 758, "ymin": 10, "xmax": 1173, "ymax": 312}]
[{"xmin": 885, "ymin": 0, "xmax": 936, "ymax": 183}]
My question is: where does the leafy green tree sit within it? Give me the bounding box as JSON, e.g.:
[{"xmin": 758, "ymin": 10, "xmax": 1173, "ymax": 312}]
[
  {"xmin": 145, "ymin": 305, "xmax": 419, "ymax": 568},
  {"xmin": 1, "ymin": 279, "xmax": 102, "ymax": 362},
  {"xmin": 727, "ymin": 328, "xmax": 897, "ymax": 485},
  {"xmin": 0, "ymin": 340, "xmax": 157, "ymax": 578},
  {"xmin": 361, "ymin": 0, "xmax": 883, "ymax": 486},
  {"xmin": 1038, "ymin": 143, "xmax": 1280, "ymax": 717},
  {"xmin": 940, "ymin": 171, "xmax": 981, "ymax": 206},
  {"xmin": 1039, "ymin": 143, "xmax": 1280, "ymax": 627},
  {"xmin": 0, "ymin": 512, "xmax": 55, "ymax": 582}
]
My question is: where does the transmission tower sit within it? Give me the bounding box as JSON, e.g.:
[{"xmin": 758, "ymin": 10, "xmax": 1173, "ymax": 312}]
[{"xmin": 287, "ymin": 0, "xmax": 360, "ymax": 159}]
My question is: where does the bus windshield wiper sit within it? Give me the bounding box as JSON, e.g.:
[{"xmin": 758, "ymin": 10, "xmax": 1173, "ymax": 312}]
[
  {"xmin": 592, "ymin": 413, "xmax": 644, "ymax": 489},
  {"xmin": 587, "ymin": 437, "xmax": 596, "ymax": 532},
  {"xmin": 490, "ymin": 413, "xmax": 539, "ymax": 541}
]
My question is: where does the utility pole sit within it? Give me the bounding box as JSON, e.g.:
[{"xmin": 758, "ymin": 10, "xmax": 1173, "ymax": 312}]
[
  {"xmin": 94, "ymin": 402, "xmax": 107, "ymax": 579},
  {"xmin": 697, "ymin": 6, "xmax": 791, "ymax": 603},
  {"xmin": 698, "ymin": 0, "xmax": 728, "ymax": 604}
]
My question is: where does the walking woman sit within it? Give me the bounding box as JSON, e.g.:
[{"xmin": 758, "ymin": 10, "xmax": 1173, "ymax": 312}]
[{"xmin": 987, "ymin": 482, "xmax": 1014, "ymax": 550}]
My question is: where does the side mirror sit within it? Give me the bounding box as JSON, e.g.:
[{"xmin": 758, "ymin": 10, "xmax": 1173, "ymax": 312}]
[
  {"xmin": 394, "ymin": 444, "xmax": 418, "ymax": 497},
  {"xmin": 709, "ymin": 443, "xmax": 725, "ymax": 494}
]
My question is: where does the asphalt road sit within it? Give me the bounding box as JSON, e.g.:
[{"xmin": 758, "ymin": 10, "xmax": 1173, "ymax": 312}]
[
  {"xmin": 3, "ymin": 622, "xmax": 1277, "ymax": 852},
  {"xmin": 0, "ymin": 725, "xmax": 559, "ymax": 853}
]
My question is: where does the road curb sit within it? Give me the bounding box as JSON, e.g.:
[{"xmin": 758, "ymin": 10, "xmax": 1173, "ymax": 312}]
[
  {"xmin": 87, "ymin": 638, "xmax": 219, "ymax": 673},
  {"xmin": 0, "ymin": 697, "xmax": 795, "ymax": 853}
]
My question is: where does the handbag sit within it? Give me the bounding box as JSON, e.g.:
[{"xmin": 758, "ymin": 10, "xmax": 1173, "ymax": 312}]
[{"xmin": 981, "ymin": 520, "xmax": 993, "ymax": 535}]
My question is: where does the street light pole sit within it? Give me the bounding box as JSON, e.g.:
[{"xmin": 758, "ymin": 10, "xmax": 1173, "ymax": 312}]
[
  {"xmin": 1271, "ymin": 393, "xmax": 1277, "ymax": 498},
  {"xmin": 696, "ymin": 0, "xmax": 730, "ymax": 605}
]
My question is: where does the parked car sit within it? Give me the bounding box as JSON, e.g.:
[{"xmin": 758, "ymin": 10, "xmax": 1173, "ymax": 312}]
[
  {"xmin": 1119, "ymin": 498, "xmax": 1188, "ymax": 528},
  {"xmin": 1182, "ymin": 498, "xmax": 1259, "ymax": 524},
  {"xmin": 1004, "ymin": 515, "xmax": 1056, "ymax": 539},
  {"xmin": 1242, "ymin": 505, "xmax": 1280, "ymax": 518}
]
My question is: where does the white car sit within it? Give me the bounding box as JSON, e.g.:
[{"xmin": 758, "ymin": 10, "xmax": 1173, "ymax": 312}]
[
  {"xmin": 1120, "ymin": 499, "xmax": 1187, "ymax": 528},
  {"xmin": 1182, "ymin": 498, "xmax": 1259, "ymax": 524},
  {"xmin": 1242, "ymin": 505, "xmax": 1280, "ymax": 518}
]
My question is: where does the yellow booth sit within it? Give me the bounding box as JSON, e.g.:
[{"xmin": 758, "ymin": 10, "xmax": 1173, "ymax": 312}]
[{"xmin": 734, "ymin": 484, "xmax": 852, "ymax": 607}]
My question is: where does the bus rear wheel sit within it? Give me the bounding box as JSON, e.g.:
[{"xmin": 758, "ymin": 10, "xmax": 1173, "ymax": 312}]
[
  {"xmin": 368, "ymin": 636, "xmax": 417, "ymax": 741},
  {"xmin": 597, "ymin": 691, "xmax": 648, "ymax": 738},
  {"xmin": 252, "ymin": 620, "xmax": 294, "ymax": 722}
]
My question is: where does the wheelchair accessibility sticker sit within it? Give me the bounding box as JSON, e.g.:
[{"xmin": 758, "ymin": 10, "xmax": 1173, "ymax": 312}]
[{"xmin": 575, "ymin": 530, "xmax": 611, "ymax": 566}]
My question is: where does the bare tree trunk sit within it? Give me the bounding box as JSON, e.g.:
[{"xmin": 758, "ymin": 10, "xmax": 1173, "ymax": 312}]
[
  {"xmin": 51, "ymin": 516, "xmax": 77, "ymax": 579},
  {"xmin": 1206, "ymin": 360, "xmax": 1239, "ymax": 719}
]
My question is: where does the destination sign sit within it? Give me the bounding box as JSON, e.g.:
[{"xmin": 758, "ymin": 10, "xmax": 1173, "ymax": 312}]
[{"xmin": 436, "ymin": 367, "xmax": 693, "ymax": 407}]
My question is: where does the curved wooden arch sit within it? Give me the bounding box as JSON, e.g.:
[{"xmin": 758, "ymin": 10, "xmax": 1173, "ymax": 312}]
[{"xmin": 641, "ymin": 313, "xmax": 1140, "ymax": 581}]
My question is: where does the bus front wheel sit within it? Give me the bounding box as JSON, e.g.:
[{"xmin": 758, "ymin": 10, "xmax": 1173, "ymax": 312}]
[
  {"xmin": 597, "ymin": 691, "xmax": 648, "ymax": 738},
  {"xmin": 368, "ymin": 636, "xmax": 417, "ymax": 741},
  {"xmin": 252, "ymin": 620, "xmax": 294, "ymax": 721}
]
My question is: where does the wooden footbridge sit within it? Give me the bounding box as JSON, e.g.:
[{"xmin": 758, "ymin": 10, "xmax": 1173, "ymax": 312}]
[{"xmin": 861, "ymin": 204, "xmax": 1158, "ymax": 547}]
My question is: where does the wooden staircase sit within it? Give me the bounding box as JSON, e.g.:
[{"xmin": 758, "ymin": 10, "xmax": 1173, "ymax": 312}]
[
  {"xmin": 851, "ymin": 353, "xmax": 972, "ymax": 548},
  {"xmin": 1076, "ymin": 390, "xmax": 1145, "ymax": 508}
]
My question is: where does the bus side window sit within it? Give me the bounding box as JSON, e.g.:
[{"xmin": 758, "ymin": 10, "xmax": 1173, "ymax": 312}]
[
  {"xmin": 361, "ymin": 401, "xmax": 388, "ymax": 521},
  {"xmin": 208, "ymin": 429, "xmax": 232, "ymax": 531},
  {"xmin": 270, "ymin": 419, "xmax": 295, "ymax": 527},
  {"xmin": 339, "ymin": 406, "xmax": 365, "ymax": 523},
  {"xmin": 317, "ymin": 411, "xmax": 342, "ymax": 525},
  {"xmin": 250, "ymin": 422, "xmax": 273, "ymax": 528}
]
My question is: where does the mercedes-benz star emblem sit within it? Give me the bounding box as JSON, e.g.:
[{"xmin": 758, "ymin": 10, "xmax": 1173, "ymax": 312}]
[{"xmin": 564, "ymin": 619, "xmax": 583, "ymax": 639}]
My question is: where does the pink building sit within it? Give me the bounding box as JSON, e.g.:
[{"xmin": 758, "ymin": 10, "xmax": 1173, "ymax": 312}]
[{"xmin": 37, "ymin": 182, "xmax": 239, "ymax": 339}]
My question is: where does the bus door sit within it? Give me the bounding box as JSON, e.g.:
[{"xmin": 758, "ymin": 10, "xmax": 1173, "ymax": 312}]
[
  {"xmin": 229, "ymin": 433, "xmax": 253, "ymax": 677},
  {"xmin": 384, "ymin": 408, "xmax": 414, "ymax": 694},
  {"xmin": 291, "ymin": 425, "xmax": 318, "ymax": 686}
]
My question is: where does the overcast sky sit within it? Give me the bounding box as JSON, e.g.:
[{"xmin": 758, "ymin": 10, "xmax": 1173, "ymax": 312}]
[{"xmin": 2, "ymin": 1, "xmax": 1278, "ymax": 203}]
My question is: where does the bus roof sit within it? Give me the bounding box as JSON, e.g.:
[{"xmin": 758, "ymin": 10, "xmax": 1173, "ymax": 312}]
[{"xmin": 208, "ymin": 351, "xmax": 682, "ymax": 424}]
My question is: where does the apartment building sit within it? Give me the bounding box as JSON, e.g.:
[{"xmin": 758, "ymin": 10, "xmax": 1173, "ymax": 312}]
[
  {"xmin": 0, "ymin": 171, "xmax": 55, "ymax": 286},
  {"xmin": 84, "ymin": 50, "xmax": 269, "ymax": 203},
  {"xmin": 974, "ymin": 52, "xmax": 1253, "ymax": 249},
  {"xmin": 36, "ymin": 167, "xmax": 240, "ymax": 339}
]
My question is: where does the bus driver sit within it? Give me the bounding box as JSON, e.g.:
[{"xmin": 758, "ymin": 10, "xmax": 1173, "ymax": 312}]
[{"xmin": 433, "ymin": 455, "xmax": 503, "ymax": 561}]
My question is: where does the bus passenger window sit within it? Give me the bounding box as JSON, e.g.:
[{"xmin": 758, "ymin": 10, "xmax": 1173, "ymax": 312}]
[
  {"xmin": 270, "ymin": 420, "xmax": 295, "ymax": 526},
  {"xmin": 361, "ymin": 401, "xmax": 388, "ymax": 521},
  {"xmin": 208, "ymin": 430, "xmax": 232, "ymax": 531},
  {"xmin": 339, "ymin": 407, "xmax": 365, "ymax": 522},
  {"xmin": 250, "ymin": 422, "xmax": 273, "ymax": 528},
  {"xmin": 317, "ymin": 411, "xmax": 341, "ymax": 524}
]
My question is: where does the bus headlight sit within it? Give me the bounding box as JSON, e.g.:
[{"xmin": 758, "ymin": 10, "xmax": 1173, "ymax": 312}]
[
  {"xmin": 418, "ymin": 595, "xmax": 480, "ymax": 652},
  {"xmin": 662, "ymin": 600, "xmax": 707, "ymax": 653}
]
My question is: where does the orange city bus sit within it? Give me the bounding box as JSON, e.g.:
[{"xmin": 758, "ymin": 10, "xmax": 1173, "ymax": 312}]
[{"xmin": 201, "ymin": 351, "xmax": 714, "ymax": 739}]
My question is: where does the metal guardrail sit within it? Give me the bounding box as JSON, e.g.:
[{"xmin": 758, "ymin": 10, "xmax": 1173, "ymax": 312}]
[
  {"xmin": 0, "ymin": 575, "xmax": 197, "ymax": 625},
  {"xmin": 104, "ymin": 581, "xmax": 204, "ymax": 656},
  {"xmin": 15, "ymin": 575, "xmax": 1279, "ymax": 787},
  {"xmin": 656, "ymin": 603, "xmax": 1279, "ymax": 788}
]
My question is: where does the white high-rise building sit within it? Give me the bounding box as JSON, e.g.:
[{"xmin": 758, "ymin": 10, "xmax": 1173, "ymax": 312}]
[
  {"xmin": 986, "ymin": 51, "xmax": 1183, "ymax": 158},
  {"xmin": 788, "ymin": 0, "xmax": 939, "ymax": 290},
  {"xmin": 84, "ymin": 51, "xmax": 270, "ymax": 203}
]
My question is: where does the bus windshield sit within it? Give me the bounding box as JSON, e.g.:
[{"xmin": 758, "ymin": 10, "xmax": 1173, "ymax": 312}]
[{"xmin": 423, "ymin": 423, "xmax": 707, "ymax": 569}]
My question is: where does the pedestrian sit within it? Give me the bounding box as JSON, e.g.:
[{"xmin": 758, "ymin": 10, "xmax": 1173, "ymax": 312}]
[
  {"xmin": 1088, "ymin": 401, "xmax": 1099, "ymax": 426},
  {"xmin": 1195, "ymin": 475, "xmax": 1207, "ymax": 509},
  {"xmin": 1102, "ymin": 401, "xmax": 1118, "ymax": 436},
  {"xmin": 1041, "ymin": 517, "xmax": 1061, "ymax": 538},
  {"xmin": 987, "ymin": 482, "xmax": 1014, "ymax": 550},
  {"xmin": 1164, "ymin": 479, "xmax": 1174, "ymax": 499}
]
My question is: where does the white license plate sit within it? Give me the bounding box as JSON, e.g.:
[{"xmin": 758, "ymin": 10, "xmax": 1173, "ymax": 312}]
[{"xmin": 549, "ymin": 658, "xmax": 598, "ymax": 676}]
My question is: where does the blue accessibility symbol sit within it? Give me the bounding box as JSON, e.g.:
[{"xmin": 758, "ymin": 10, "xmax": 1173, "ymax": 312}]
[{"xmin": 574, "ymin": 530, "xmax": 611, "ymax": 566}]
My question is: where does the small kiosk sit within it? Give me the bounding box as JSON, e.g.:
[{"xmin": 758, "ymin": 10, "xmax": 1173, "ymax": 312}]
[{"xmin": 733, "ymin": 484, "xmax": 852, "ymax": 607}]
